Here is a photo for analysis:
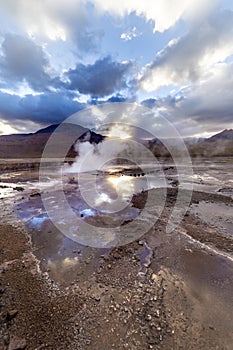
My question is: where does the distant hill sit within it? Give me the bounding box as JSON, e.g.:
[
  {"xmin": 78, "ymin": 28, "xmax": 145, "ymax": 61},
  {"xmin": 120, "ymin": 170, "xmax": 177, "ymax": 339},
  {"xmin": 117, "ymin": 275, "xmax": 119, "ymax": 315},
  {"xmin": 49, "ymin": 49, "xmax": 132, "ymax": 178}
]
[
  {"xmin": 189, "ymin": 129, "xmax": 233, "ymax": 157},
  {"xmin": 145, "ymin": 129, "xmax": 233, "ymax": 158},
  {"xmin": 205, "ymin": 129, "xmax": 233, "ymax": 142},
  {"xmin": 0, "ymin": 124, "xmax": 105, "ymax": 159},
  {"xmin": 0, "ymin": 125, "xmax": 232, "ymax": 159},
  {"xmin": 34, "ymin": 124, "xmax": 59, "ymax": 134}
]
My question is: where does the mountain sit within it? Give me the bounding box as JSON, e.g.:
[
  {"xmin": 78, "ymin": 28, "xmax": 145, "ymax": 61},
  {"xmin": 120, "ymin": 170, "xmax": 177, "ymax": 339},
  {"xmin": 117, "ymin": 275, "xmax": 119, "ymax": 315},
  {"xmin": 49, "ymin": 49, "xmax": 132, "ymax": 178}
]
[
  {"xmin": 0, "ymin": 126, "xmax": 232, "ymax": 160},
  {"xmin": 0, "ymin": 124, "xmax": 105, "ymax": 159},
  {"xmin": 145, "ymin": 129, "xmax": 233, "ymax": 158},
  {"xmin": 34, "ymin": 124, "xmax": 59, "ymax": 134},
  {"xmin": 205, "ymin": 129, "xmax": 233, "ymax": 142},
  {"xmin": 189, "ymin": 129, "xmax": 233, "ymax": 157},
  {"xmin": 78, "ymin": 130, "xmax": 105, "ymax": 144}
]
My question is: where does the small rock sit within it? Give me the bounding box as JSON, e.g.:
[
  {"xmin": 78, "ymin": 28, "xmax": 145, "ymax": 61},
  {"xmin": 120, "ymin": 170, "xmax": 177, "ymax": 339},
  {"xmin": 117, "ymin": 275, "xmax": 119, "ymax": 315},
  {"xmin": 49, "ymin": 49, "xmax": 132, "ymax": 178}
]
[
  {"xmin": 8, "ymin": 336, "xmax": 27, "ymax": 350},
  {"xmin": 30, "ymin": 192, "xmax": 40, "ymax": 197},
  {"xmin": 3, "ymin": 334, "xmax": 10, "ymax": 344},
  {"xmin": 145, "ymin": 314, "xmax": 152, "ymax": 321},
  {"xmin": 151, "ymin": 274, "xmax": 159, "ymax": 282},
  {"xmin": 7, "ymin": 309, "xmax": 18, "ymax": 321},
  {"xmin": 14, "ymin": 187, "xmax": 24, "ymax": 192}
]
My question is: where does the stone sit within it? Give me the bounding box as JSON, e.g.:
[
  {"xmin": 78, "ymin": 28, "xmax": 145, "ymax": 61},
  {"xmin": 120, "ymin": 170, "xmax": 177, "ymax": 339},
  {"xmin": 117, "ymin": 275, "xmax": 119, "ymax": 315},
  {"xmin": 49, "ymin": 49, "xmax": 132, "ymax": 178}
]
[
  {"xmin": 8, "ymin": 336, "xmax": 27, "ymax": 350},
  {"xmin": 145, "ymin": 314, "xmax": 152, "ymax": 321},
  {"xmin": 7, "ymin": 309, "xmax": 18, "ymax": 321},
  {"xmin": 151, "ymin": 274, "xmax": 159, "ymax": 282}
]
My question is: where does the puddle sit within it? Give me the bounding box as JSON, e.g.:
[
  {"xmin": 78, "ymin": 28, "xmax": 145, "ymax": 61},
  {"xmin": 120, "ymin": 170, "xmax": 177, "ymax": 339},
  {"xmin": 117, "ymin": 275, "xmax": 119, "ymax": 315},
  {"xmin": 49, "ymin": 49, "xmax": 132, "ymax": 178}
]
[
  {"xmin": 28, "ymin": 215, "xmax": 48, "ymax": 229},
  {"xmin": 7, "ymin": 158, "xmax": 233, "ymax": 285},
  {"xmin": 186, "ymin": 159, "xmax": 233, "ymax": 196},
  {"xmin": 14, "ymin": 167, "xmax": 166, "ymax": 284},
  {"xmin": 190, "ymin": 201, "xmax": 233, "ymax": 236}
]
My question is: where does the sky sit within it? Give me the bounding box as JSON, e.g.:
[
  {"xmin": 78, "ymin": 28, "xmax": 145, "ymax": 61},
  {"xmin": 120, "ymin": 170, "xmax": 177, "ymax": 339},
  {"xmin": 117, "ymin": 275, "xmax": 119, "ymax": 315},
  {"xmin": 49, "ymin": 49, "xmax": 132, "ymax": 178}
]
[{"xmin": 0, "ymin": 0, "xmax": 233, "ymax": 137}]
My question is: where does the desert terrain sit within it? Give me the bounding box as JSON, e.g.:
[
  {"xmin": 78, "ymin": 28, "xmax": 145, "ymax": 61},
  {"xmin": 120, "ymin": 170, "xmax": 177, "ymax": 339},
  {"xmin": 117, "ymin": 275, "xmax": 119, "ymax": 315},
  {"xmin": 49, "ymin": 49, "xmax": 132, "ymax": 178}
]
[{"xmin": 0, "ymin": 155, "xmax": 233, "ymax": 350}]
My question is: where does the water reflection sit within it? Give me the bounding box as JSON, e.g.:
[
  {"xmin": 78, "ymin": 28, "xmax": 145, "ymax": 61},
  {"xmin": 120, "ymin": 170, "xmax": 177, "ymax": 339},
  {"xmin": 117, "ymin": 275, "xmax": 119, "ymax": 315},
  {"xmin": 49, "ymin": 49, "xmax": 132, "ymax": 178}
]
[
  {"xmin": 107, "ymin": 175, "xmax": 135, "ymax": 200},
  {"xmin": 95, "ymin": 192, "xmax": 112, "ymax": 206},
  {"xmin": 14, "ymin": 165, "xmax": 166, "ymax": 283},
  {"xmin": 29, "ymin": 215, "xmax": 48, "ymax": 229},
  {"xmin": 7, "ymin": 158, "xmax": 233, "ymax": 284},
  {"xmin": 80, "ymin": 208, "xmax": 96, "ymax": 217}
]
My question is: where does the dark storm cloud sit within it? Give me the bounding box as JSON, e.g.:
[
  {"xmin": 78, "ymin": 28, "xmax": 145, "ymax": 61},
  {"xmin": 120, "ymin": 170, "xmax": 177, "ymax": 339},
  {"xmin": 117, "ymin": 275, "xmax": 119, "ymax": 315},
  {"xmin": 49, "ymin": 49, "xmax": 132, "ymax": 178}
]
[
  {"xmin": 0, "ymin": 35, "xmax": 135, "ymax": 97},
  {"xmin": 0, "ymin": 34, "xmax": 51, "ymax": 91},
  {"xmin": 88, "ymin": 93, "xmax": 132, "ymax": 106},
  {"xmin": 65, "ymin": 56, "xmax": 133, "ymax": 97},
  {"xmin": 0, "ymin": 91, "xmax": 84, "ymax": 124},
  {"xmin": 107, "ymin": 95, "xmax": 128, "ymax": 103}
]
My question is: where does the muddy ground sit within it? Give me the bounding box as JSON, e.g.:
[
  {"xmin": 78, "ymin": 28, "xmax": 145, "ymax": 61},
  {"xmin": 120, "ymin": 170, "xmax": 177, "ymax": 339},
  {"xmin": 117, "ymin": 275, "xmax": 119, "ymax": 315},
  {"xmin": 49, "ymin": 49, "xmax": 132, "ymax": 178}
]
[{"xmin": 0, "ymin": 163, "xmax": 233, "ymax": 350}]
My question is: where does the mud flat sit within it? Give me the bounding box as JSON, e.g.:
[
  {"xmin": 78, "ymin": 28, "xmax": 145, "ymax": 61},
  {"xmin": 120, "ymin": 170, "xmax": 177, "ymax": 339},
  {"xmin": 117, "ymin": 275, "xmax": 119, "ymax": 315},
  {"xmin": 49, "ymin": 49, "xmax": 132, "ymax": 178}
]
[{"xmin": 0, "ymin": 159, "xmax": 233, "ymax": 349}]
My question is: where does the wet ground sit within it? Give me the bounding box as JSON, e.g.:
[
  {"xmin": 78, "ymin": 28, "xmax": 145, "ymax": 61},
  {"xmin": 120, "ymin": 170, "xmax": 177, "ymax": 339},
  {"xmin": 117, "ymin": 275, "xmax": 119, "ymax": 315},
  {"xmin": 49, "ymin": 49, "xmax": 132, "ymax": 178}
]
[{"xmin": 0, "ymin": 157, "xmax": 233, "ymax": 349}]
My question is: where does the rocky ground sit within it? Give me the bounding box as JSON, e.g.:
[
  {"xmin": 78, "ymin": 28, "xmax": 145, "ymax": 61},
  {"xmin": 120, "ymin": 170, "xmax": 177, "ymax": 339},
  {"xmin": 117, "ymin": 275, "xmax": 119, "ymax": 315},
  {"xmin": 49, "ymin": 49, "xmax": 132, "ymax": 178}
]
[{"xmin": 0, "ymin": 169, "xmax": 233, "ymax": 349}]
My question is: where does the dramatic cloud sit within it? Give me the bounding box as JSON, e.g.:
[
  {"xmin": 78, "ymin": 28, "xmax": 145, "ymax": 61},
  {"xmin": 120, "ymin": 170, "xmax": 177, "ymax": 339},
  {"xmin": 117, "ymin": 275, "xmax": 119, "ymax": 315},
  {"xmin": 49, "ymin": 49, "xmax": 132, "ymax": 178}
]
[
  {"xmin": 0, "ymin": 34, "xmax": 51, "ymax": 91},
  {"xmin": 65, "ymin": 56, "xmax": 134, "ymax": 97},
  {"xmin": 141, "ymin": 61, "xmax": 233, "ymax": 136},
  {"xmin": 0, "ymin": 0, "xmax": 104, "ymax": 52},
  {"xmin": 0, "ymin": 0, "xmax": 215, "ymax": 39},
  {"xmin": 140, "ymin": 9, "xmax": 233, "ymax": 91},
  {"xmin": 0, "ymin": 91, "xmax": 84, "ymax": 125},
  {"xmin": 92, "ymin": 0, "xmax": 219, "ymax": 32},
  {"xmin": 178, "ymin": 62, "xmax": 233, "ymax": 125},
  {"xmin": 0, "ymin": 0, "xmax": 232, "ymax": 136}
]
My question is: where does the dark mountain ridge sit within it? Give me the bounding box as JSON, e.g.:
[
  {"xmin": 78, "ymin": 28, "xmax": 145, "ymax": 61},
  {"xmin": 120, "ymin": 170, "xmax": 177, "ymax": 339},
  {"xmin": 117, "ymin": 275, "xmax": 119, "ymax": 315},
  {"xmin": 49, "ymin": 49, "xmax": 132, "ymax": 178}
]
[
  {"xmin": 0, "ymin": 124, "xmax": 105, "ymax": 159},
  {"xmin": 205, "ymin": 129, "xmax": 233, "ymax": 142},
  {"xmin": 0, "ymin": 125, "xmax": 232, "ymax": 159}
]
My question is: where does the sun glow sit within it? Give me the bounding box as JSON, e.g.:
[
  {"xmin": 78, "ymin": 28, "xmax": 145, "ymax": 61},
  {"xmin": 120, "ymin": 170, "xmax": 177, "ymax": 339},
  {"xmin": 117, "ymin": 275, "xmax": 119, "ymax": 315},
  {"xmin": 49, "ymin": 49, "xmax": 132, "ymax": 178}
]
[
  {"xmin": 107, "ymin": 175, "xmax": 134, "ymax": 198},
  {"xmin": 107, "ymin": 125, "xmax": 131, "ymax": 140},
  {"xmin": 0, "ymin": 121, "xmax": 18, "ymax": 135}
]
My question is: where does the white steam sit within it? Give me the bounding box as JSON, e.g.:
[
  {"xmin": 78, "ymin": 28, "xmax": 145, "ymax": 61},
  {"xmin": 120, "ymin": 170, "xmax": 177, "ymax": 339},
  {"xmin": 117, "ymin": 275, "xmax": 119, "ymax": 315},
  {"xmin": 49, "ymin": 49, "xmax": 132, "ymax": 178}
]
[{"xmin": 65, "ymin": 139, "xmax": 127, "ymax": 173}]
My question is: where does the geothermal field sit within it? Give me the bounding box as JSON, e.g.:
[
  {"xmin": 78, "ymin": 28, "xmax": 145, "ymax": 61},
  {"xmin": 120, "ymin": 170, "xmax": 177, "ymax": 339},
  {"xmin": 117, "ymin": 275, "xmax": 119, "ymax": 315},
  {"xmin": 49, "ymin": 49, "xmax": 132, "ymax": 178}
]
[
  {"xmin": 0, "ymin": 133, "xmax": 233, "ymax": 350},
  {"xmin": 2, "ymin": 1, "xmax": 233, "ymax": 348}
]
